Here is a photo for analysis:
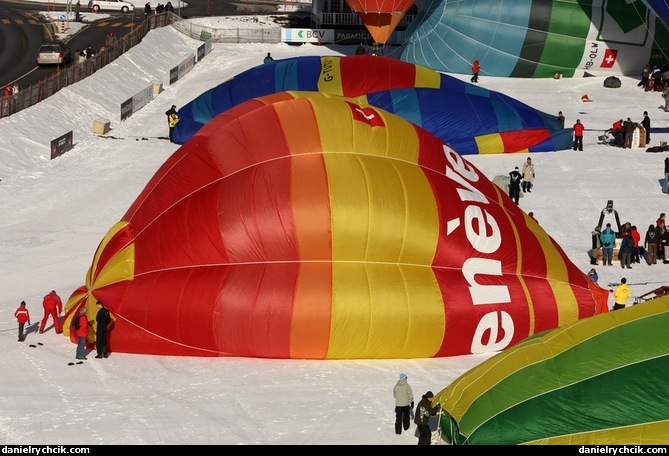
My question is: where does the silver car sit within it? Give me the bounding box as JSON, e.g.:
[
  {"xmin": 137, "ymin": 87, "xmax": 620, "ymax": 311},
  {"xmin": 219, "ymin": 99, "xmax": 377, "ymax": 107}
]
[
  {"xmin": 91, "ymin": 0, "xmax": 135, "ymax": 13},
  {"xmin": 36, "ymin": 40, "xmax": 72, "ymax": 66}
]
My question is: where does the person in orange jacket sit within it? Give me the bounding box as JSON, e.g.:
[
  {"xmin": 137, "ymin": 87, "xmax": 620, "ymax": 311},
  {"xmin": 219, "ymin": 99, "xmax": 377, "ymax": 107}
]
[
  {"xmin": 39, "ymin": 290, "xmax": 63, "ymax": 334},
  {"xmin": 470, "ymin": 59, "xmax": 480, "ymax": 83},
  {"xmin": 14, "ymin": 301, "xmax": 31, "ymax": 342}
]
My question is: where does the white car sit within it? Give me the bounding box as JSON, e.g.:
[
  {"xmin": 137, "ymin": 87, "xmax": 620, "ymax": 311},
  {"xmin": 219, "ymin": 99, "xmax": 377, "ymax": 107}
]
[{"xmin": 90, "ymin": 0, "xmax": 135, "ymax": 13}]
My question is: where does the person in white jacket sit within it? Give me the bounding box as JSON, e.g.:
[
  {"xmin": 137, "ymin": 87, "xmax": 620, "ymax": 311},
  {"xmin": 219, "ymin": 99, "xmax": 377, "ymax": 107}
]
[
  {"xmin": 393, "ymin": 373, "xmax": 414, "ymax": 435},
  {"xmin": 521, "ymin": 157, "xmax": 535, "ymax": 193}
]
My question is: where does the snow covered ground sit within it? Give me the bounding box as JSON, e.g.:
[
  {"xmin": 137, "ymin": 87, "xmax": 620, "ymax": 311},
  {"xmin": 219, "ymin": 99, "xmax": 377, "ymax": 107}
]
[{"xmin": 2, "ymin": 11, "xmax": 669, "ymax": 446}]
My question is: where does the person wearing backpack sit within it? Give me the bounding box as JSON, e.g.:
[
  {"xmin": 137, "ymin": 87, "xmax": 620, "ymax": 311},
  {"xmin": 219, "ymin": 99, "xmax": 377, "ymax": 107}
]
[{"xmin": 73, "ymin": 307, "xmax": 90, "ymax": 360}]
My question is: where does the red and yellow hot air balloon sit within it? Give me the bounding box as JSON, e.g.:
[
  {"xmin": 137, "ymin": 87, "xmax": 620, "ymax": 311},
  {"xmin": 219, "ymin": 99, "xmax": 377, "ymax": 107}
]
[
  {"xmin": 346, "ymin": 0, "xmax": 415, "ymax": 50},
  {"xmin": 63, "ymin": 94, "xmax": 608, "ymax": 359}
]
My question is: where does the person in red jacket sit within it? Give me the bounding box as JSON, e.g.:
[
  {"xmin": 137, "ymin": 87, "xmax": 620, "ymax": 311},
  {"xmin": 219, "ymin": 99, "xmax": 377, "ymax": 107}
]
[
  {"xmin": 609, "ymin": 119, "xmax": 624, "ymax": 147},
  {"xmin": 14, "ymin": 301, "xmax": 31, "ymax": 342},
  {"xmin": 39, "ymin": 290, "xmax": 63, "ymax": 334},
  {"xmin": 572, "ymin": 119, "xmax": 585, "ymax": 151},
  {"xmin": 74, "ymin": 306, "xmax": 90, "ymax": 360},
  {"xmin": 470, "ymin": 59, "xmax": 480, "ymax": 83},
  {"xmin": 630, "ymin": 225, "xmax": 641, "ymax": 263}
]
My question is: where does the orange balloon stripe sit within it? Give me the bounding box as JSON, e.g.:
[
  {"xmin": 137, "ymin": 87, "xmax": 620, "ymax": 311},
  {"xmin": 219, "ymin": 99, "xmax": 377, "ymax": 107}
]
[
  {"xmin": 357, "ymin": 13, "xmax": 394, "ymax": 44},
  {"xmin": 291, "ymin": 263, "xmax": 333, "ymax": 359},
  {"xmin": 290, "ymin": 153, "xmax": 333, "ymax": 359},
  {"xmin": 347, "ymin": 0, "xmax": 416, "ymax": 44},
  {"xmin": 260, "ymin": 100, "xmax": 332, "ymax": 357},
  {"xmin": 346, "ymin": 0, "xmax": 416, "ymax": 14}
]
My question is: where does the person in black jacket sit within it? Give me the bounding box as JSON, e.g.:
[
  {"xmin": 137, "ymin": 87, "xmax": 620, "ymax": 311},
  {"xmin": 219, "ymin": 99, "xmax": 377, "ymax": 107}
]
[
  {"xmin": 414, "ymin": 391, "xmax": 440, "ymax": 445},
  {"xmin": 645, "ymin": 224, "xmax": 659, "ymax": 265},
  {"xmin": 95, "ymin": 300, "xmax": 112, "ymax": 358},
  {"xmin": 662, "ymin": 229, "xmax": 669, "ymax": 264},
  {"xmin": 165, "ymin": 105, "xmax": 179, "ymax": 143},
  {"xmin": 641, "ymin": 111, "xmax": 651, "ymax": 145},
  {"xmin": 623, "ymin": 118, "xmax": 636, "ymax": 149},
  {"xmin": 591, "ymin": 227, "xmax": 602, "ymax": 265},
  {"xmin": 508, "ymin": 166, "xmax": 522, "ymax": 205},
  {"xmin": 619, "ymin": 229, "xmax": 634, "ymax": 269}
]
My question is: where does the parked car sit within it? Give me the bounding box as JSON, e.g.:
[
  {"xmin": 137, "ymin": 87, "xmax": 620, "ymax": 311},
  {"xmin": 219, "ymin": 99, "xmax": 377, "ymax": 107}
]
[
  {"xmin": 36, "ymin": 40, "xmax": 72, "ymax": 66},
  {"xmin": 90, "ymin": 0, "xmax": 135, "ymax": 13}
]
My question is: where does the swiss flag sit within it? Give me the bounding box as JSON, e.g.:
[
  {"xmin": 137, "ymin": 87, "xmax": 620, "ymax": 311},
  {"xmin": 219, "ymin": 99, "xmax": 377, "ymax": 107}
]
[{"xmin": 601, "ymin": 49, "xmax": 617, "ymax": 68}]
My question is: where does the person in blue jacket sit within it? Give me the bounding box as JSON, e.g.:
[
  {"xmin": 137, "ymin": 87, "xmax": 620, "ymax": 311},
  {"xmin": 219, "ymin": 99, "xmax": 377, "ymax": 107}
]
[{"xmin": 600, "ymin": 223, "xmax": 616, "ymax": 266}]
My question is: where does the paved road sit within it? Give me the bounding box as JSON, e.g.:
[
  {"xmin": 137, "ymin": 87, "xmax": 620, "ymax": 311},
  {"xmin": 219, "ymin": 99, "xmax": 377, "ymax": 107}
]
[
  {"xmin": 179, "ymin": 0, "xmax": 280, "ymax": 17},
  {"xmin": 0, "ymin": 6, "xmax": 50, "ymax": 87},
  {"xmin": 0, "ymin": 1, "xmax": 144, "ymax": 87},
  {"xmin": 0, "ymin": 0, "xmax": 281, "ymax": 89}
]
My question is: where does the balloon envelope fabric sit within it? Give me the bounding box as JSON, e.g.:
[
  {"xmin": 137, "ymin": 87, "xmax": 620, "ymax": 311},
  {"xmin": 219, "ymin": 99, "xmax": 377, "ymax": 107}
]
[
  {"xmin": 435, "ymin": 296, "xmax": 669, "ymax": 444},
  {"xmin": 345, "ymin": 0, "xmax": 416, "ymax": 45},
  {"xmin": 401, "ymin": 0, "xmax": 669, "ymax": 78},
  {"xmin": 64, "ymin": 94, "xmax": 608, "ymax": 358},
  {"xmin": 173, "ymin": 55, "xmax": 572, "ymax": 153}
]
